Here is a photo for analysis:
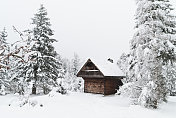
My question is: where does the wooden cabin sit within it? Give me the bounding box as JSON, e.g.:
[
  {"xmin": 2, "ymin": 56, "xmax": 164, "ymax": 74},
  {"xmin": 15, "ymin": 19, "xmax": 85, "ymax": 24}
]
[{"xmin": 77, "ymin": 59, "xmax": 125, "ymax": 95}]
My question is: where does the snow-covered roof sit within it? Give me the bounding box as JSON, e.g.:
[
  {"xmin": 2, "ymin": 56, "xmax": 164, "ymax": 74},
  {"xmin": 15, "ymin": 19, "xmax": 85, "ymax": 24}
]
[
  {"xmin": 90, "ymin": 59, "xmax": 125, "ymax": 77},
  {"xmin": 79, "ymin": 58, "xmax": 125, "ymax": 77}
]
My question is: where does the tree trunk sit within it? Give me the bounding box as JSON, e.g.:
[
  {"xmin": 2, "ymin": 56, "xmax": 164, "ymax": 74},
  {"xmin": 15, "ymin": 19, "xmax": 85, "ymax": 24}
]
[
  {"xmin": 32, "ymin": 84, "xmax": 36, "ymax": 94},
  {"xmin": 32, "ymin": 65, "xmax": 38, "ymax": 94}
]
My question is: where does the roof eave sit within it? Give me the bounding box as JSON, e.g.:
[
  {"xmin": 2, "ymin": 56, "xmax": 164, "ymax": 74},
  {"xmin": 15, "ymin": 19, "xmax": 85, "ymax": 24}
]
[{"xmin": 104, "ymin": 76, "xmax": 126, "ymax": 79}]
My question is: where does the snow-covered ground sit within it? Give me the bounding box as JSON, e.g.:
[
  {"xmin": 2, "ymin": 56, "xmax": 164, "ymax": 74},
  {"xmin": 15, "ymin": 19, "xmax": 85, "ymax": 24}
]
[{"xmin": 0, "ymin": 92, "xmax": 175, "ymax": 118}]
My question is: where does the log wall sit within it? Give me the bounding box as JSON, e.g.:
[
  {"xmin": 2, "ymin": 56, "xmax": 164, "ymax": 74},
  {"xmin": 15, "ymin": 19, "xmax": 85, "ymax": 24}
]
[
  {"xmin": 83, "ymin": 77, "xmax": 123, "ymax": 95},
  {"xmin": 104, "ymin": 79, "xmax": 118, "ymax": 95},
  {"xmin": 84, "ymin": 78, "xmax": 105, "ymax": 94}
]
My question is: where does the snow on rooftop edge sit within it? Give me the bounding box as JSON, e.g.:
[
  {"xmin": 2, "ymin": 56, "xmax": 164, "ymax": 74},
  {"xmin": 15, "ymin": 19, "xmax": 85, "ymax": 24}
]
[{"xmin": 79, "ymin": 58, "xmax": 125, "ymax": 77}]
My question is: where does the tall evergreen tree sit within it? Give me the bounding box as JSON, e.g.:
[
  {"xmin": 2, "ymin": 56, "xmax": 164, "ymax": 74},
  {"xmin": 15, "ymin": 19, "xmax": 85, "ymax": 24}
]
[
  {"xmin": 120, "ymin": 0, "xmax": 176, "ymax": 108},
  {"xmin": 0, "ymin": 28, "xmax": 9, "ymax": 68},
  {"xmin": 0, "ymin": 28, "xmax": 10, "ymax": 93},
  {"xmin": 31, "ymin": 5, "xmax": 64, "ymax": 94}
]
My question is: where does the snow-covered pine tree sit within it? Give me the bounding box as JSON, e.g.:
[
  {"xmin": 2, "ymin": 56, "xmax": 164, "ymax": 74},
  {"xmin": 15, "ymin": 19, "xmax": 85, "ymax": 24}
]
[
  {"xmin": 72, "ymin": 53, "xmax": 80, "ymax": 76},
  {"xmin": 164, "ymin": 63, "xmax": 176, "ymax": 96},
  {"xmin": 117, "ymin": 53, "xmax": 131, "ymax": 83},
  {"xmin": 62, "ymin": 58, "xmax": 72, "ymax": 91},
  {"xmin": 70, "ymin": 53, "xmax": 83, "ymax": 92},
  {"xmin": 0, "ymin": 28, "xmax": 10, "ymax": 94},
  {"xmin": 31, "ymin": 5, "xmax": 65, "ymax": 94},
  {"xmin": 55, "ymin": 55, "xmax": 66, "ymax": 94},
  {"xmin": 63, "ymin": 54, "xmax": 83, "ymax": 92},
  {"xmin": 126, "ymin": 0, "xmax": 176, "ymax": 108}
]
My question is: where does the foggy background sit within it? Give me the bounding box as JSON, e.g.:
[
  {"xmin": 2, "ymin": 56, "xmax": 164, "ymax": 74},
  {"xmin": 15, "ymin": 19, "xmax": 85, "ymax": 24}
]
[{"xmin": 0, "ymin": 0, "xmax": 176, "ymax": 61}]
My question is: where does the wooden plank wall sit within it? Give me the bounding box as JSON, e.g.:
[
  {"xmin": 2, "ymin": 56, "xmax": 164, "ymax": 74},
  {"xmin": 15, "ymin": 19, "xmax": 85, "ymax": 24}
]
[
  {"xmin": 104, "ymin": 79, "xmax": 117, "ymax": 95},
  {"xmin": 84, "ymin": 78, "xmax": 105, "ymax": 94}
]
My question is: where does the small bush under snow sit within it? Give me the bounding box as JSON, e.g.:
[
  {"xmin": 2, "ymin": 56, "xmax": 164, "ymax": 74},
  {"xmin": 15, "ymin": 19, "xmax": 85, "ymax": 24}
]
[{"xmin": 119, "ymin": 82, "xmax": 134, "ymax": 97}]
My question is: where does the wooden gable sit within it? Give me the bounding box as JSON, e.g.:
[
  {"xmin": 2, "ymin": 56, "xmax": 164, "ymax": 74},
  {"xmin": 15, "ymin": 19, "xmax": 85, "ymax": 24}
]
[{"xmin": 77, "ymin": 59, "xmax": 104, "ymax": 78}]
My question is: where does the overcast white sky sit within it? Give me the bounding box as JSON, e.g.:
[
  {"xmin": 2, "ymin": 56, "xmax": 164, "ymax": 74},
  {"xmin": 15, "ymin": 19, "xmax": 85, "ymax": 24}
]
[{"xmin": 0, "ymin": 0, "xmax": 176, "ymax": 61}]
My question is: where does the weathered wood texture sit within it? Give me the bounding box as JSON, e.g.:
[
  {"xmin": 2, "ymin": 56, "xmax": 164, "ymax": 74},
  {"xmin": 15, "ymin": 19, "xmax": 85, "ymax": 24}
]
[
  {"xmin": 104, "ymin": 79, "xmax": 118, "ymax": 95},
  {"xmin": 78, "ymin": 71, "xmax": 103, "ymax": 78},
  {"xmin": 84, "ymin": 78, "xmax": 105, "ymax": 94},
  {"xmin": 83, "ymin": 77, "xmax": 123, "ymax": 95}
]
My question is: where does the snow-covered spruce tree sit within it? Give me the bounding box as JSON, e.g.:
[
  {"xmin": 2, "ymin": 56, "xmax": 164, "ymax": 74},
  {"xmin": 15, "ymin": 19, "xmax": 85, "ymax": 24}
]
[
  {"xmin": 72, "ymin": 53, "xmax": 80, "ymax": 76},
  {"xmin": 164, "ymin": 63, "xmax": 176, "ymax": 96},
  {"xmin": 63, "ymin": 54, "xmax": 83, "ymax": 92},
  {"xmin": 0, "ymin": 28, "xmax": 10, "ymax": 94},
  {"xmin": 55, "ymin": 55, "xmax": 66, "ymax": 94},
  {"xmin": 31, "ymin": 5, "xmax": 65, "ymax": 94},
  {"xmin": 62, "ymin": 58, "xmax": 72, "ymax": 91},
  {"xmin": 117, "ymin": 53, "xmax": 131, "ymax": 83},
  {"xmin": 70, "ymin": 53, "xmax": 83, "ymax": 92},
  {"xmin": 127, "ymin": 0, "xmax": 176, "ymax": 108}
]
